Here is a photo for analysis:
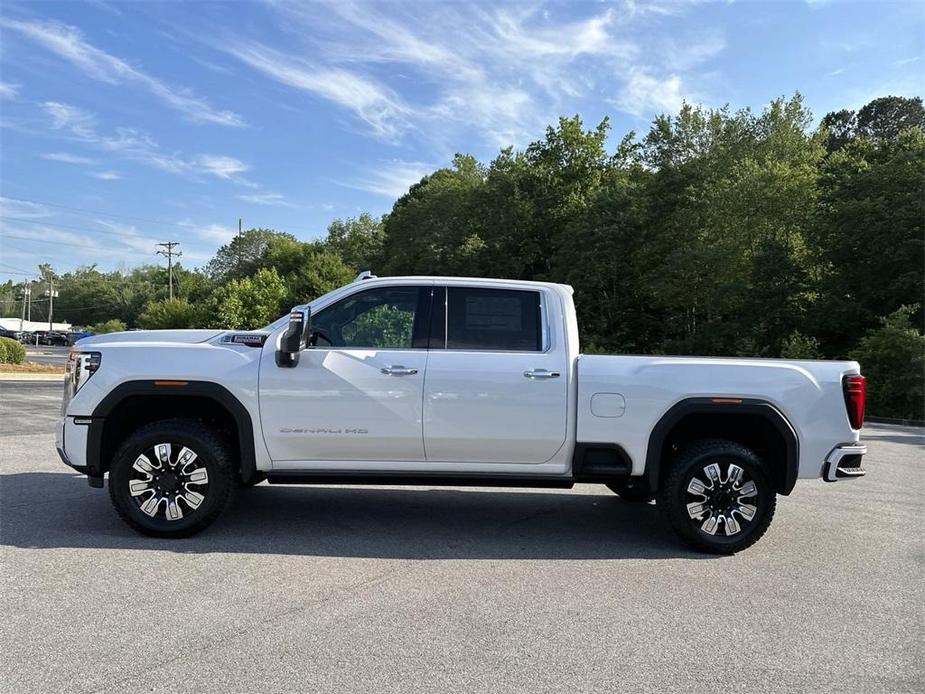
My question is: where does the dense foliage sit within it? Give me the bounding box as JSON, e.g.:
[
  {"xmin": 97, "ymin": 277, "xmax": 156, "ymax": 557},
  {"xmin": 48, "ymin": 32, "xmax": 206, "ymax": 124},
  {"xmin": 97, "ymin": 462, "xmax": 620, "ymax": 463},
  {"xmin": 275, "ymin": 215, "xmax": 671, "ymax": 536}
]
[
  {"xmin": 2, "ymin": 94, "xmax": 922, "ymax": 417},
  {"xmin": 0, "ymin": 336, "xmax": 26, "ymax": 364}
]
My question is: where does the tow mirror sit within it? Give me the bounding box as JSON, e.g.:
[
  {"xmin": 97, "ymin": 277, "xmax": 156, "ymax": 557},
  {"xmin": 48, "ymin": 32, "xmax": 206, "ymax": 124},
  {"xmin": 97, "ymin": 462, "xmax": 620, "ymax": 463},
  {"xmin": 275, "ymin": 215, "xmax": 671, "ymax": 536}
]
[{"xmin": 276, "ymin": 308, "xmax": 310, "ymax": 368}]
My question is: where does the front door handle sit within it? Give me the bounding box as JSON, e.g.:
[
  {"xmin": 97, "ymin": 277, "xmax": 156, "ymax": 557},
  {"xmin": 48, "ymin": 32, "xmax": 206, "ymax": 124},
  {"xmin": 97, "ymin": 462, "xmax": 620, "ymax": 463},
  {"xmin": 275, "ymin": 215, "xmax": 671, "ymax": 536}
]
[
  {"xmin": 381, "ymin": 365, "xmax": 418, "ymax": 376},
  {"xmin": 523, "ymin": 369, "xmax": 560, "ymax": 379}
]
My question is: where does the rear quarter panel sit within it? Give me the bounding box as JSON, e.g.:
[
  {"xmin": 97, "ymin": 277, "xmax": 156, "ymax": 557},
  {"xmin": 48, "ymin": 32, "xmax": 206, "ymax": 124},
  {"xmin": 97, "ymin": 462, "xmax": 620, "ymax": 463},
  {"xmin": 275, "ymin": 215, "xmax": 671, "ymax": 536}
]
[{"xmin": 577, "ymin": 355, "xmax": 861, "ymax": 479}]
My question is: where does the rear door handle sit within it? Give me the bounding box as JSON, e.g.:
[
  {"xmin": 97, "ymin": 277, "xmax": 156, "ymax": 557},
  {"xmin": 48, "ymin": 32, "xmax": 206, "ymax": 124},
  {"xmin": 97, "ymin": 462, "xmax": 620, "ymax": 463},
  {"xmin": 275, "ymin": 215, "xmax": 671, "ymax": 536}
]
[
  {"xmin": 381, "ymin": 365, "xmax": 418, "ymax": 376},
  {"xmin": 523, "ymin": 369, "xmax": 560, "ymax": 379}
]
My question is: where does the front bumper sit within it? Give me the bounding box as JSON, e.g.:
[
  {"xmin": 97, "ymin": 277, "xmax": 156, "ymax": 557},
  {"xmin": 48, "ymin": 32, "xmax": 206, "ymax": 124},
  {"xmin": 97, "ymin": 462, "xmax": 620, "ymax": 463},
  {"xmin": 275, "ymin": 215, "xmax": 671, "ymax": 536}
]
[
  {"xmin": 822, "ymin": 443, "xmax": 868, "ymax": 482},
  {"xmin": 55, "ymin": 415, "xmax": 91, "ymax": 473}
]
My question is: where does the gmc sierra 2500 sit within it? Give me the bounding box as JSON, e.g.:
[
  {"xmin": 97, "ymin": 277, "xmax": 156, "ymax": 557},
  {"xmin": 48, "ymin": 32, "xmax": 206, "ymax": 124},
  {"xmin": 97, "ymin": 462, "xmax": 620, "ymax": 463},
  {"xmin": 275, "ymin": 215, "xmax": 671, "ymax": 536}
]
[{"xmin": 56, "ymin": 273, "xmax": 867, "ymax": 553}]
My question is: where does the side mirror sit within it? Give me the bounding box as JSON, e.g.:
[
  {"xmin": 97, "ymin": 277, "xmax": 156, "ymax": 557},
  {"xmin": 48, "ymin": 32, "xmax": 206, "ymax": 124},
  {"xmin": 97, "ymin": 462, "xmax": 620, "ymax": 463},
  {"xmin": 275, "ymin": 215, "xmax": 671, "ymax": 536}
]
[{"xmin": 275, "ymin": 308, "xmax": 310, "ymax": 368}]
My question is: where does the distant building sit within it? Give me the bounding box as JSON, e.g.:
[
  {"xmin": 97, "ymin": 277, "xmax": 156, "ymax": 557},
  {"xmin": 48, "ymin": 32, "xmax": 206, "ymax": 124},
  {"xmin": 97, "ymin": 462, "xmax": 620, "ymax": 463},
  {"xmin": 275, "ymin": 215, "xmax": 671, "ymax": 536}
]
[{"xmin": 0, "ymin": 318, "xmax": 72, "ymax": 332}]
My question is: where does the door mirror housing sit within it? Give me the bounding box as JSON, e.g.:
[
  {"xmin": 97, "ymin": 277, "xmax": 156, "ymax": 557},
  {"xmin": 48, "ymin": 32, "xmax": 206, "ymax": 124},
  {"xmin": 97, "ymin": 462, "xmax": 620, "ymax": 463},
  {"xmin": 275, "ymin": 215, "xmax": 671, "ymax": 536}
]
[{"xmin": 276, "ymin": 308, "xmax": 310, "ymax": 368}]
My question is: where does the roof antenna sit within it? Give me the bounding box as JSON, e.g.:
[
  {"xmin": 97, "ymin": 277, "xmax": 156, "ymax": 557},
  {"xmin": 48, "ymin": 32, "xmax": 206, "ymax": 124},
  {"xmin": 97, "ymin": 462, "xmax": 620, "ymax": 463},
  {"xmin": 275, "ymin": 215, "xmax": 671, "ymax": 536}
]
[{"xmin": 353, "ymin": 270, "xmax": 376, "ymax": 282}]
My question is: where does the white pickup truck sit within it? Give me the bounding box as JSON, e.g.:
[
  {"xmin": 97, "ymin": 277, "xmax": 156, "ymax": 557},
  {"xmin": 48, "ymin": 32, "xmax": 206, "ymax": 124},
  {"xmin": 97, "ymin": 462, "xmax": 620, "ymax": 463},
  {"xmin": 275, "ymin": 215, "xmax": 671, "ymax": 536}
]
[{"xmin": 56, "ymin": 273, "xmax": 868, "ymax": 553}]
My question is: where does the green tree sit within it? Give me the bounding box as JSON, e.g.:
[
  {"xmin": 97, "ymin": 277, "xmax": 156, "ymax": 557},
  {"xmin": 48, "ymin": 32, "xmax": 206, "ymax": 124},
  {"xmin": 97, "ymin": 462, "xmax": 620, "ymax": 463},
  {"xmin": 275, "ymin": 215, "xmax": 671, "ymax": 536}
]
[
  {"xmin": 323, "ymin": 213, "xmax": 385, "ymax": 271},
  {"xmin": 856, "ymin": 96, "xmax": 925, "ymax": 141},
  {"xmin": 207, "ymin": 229, "xmax": 298, "ymax": 280},
  {"xmin": 849, "ymin": 306, "xmax": 925, "ymax": 419},
  {"xmin": 809, "ymin": 127, "xmax": 925, "ymax": 355},
  {"xmin": 138, "ymin": 298, "xmax": 201, "ymax": 329},
  {"xmin": 206, "ymin": 267, "xmax": 288, "ymax": 330}
]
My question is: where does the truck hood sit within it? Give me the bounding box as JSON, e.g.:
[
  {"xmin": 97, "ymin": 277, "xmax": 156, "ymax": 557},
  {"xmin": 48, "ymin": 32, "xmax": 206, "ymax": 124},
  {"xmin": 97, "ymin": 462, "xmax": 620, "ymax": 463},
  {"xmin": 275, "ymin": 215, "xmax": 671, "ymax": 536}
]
[{"xmin": 76, "ymin": 329, "xmax": 226, "ymax": 347}]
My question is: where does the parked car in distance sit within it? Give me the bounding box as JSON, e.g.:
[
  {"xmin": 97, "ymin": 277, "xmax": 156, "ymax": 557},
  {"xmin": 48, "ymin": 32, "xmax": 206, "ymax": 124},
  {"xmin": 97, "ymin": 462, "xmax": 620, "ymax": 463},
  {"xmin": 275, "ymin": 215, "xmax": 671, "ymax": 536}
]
[
  {"xmin": 56, "ymin": 273, "xmax": 867, "ymax": 553},
  {"xmin": 32, "ymin": 330, "xmax": 71, "ymax": 346},
  {"xmin": 0, "ymin": 328, "xmax": 25, "ymax": 342}
]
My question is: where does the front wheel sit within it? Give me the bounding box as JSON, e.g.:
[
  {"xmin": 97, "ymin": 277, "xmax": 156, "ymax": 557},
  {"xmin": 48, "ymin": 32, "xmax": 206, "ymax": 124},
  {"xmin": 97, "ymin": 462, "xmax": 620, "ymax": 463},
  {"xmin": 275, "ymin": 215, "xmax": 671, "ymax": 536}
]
[
  {"xmin": 108, "ymin": 419, "xmax": 236, "ymax": 538},
  {"xmin": 658, "ymin": 439, "xmax": 776, "ymax": 554}
]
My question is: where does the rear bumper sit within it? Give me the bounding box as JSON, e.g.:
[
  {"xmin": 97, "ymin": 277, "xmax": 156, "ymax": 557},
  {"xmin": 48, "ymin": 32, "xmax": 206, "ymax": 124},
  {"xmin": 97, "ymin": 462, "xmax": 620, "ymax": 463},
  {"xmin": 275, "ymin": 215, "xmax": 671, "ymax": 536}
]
[{"xmin": 822, "ymin": 443, "xmax": 867, "ymax": 482}]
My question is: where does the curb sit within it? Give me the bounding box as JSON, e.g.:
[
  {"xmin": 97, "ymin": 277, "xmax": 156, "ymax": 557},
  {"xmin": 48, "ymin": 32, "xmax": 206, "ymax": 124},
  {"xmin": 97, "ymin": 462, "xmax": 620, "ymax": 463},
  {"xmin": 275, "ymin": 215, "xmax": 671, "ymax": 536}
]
[
  {"xmin": 0, "ymin": 372, "xmax": 65, "ymax": 381},
  {"xmin": 867, "ymin": 415, "xmax": 925, "ymax": 428}
]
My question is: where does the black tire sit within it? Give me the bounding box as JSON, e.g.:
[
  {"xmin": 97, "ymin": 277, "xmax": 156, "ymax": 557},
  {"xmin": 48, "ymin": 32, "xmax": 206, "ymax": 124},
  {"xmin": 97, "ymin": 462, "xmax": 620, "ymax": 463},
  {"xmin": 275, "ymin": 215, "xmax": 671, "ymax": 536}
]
[
  {"xmin": 606, "ymin": 481, "xmax": 656, "ymax": 503},
  {"xmin": 657, "ymin": 439, "xmax": 776, "ymax": 554},
  {"xmin": 108, "ymin": 419, "xmax": 236, "ymax": 538}
]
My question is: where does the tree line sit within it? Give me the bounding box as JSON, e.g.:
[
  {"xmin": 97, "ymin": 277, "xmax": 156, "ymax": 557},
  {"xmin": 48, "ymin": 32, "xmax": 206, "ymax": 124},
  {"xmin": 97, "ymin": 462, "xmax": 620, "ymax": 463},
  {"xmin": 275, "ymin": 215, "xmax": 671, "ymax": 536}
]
[{"xmin": 1, "ymin": 94, "xmax": 922, "ymax": 418}]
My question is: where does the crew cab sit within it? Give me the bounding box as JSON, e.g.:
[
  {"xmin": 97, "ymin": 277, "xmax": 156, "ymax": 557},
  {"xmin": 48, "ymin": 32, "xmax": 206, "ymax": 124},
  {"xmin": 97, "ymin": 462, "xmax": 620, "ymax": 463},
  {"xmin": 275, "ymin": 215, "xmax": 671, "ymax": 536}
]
[{"xmin": 56, "ymin": 273, "xmax": 867, "ymax": 553}]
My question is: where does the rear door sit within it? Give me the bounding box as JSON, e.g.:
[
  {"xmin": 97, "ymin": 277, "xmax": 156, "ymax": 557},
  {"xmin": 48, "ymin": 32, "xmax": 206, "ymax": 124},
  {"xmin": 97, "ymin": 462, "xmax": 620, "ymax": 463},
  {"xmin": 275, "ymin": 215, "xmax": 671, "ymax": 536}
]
[{"xmin": 422, "ymin": 285, "xmax": 568, "ymax": 464}]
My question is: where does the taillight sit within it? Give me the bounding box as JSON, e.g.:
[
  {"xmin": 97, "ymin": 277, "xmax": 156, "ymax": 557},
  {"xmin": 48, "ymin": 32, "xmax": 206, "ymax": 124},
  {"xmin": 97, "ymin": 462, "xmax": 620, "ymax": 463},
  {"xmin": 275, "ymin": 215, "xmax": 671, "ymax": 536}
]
[{"xmin": 843, "ymin": 375, "xmax": 866, "ymax": 429}]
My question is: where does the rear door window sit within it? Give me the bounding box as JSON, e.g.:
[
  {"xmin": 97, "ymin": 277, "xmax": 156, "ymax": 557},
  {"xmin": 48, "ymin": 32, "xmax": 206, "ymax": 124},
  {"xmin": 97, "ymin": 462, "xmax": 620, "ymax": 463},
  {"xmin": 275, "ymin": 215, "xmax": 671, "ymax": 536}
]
[{"xmin": 445, "ymin": 287, "xmax": 542, "ymax": 351}]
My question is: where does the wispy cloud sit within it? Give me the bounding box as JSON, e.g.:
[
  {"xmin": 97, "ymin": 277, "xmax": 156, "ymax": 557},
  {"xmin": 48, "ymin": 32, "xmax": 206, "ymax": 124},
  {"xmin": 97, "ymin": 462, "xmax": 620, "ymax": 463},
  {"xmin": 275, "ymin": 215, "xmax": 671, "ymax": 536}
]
[
  {"xmin": 613, "ymin": 69, "xmax": 687, "ymax": 117},
  {"xmin": 235, "ymin": 1, "xmax": 719, "ymax": 150},
  {"xmin": 0, "ymin": 81, "xmax": 21, "ymax": 99},
  {"xmin": 228, "ymin": 42, "xmax": 409, "ymax": 140},
  {"xmin": 41, "ymin": 101, "xmax": 253, "ymax": 184},
  {"xmin": 89, "ymin": 170, "xmax": 121, "ymax": 180},
  {"xmin": 236, "ymin": 192, "xmax": 296, "ymax": 208},
  {"xmin": 41, "ymin": 152, "xmax": 97, "ymax": 165},
  {"xmin": 1, "ymin": 17, "xmax": 244, "ymax": 126},
  {"xmin": 894, "ymin": 56, "xmax": 921, "ymax": 67},
  {"xmin": 178, "ymin": 220, "xmax": 237, "ymax": 245},
  {"xmin": 0, "ymin": 196, "xmax": 53, "ymax": 219},
  {"xmin": 346, "ymin": 160, "xmax": 433, "ymax": 198},
  {"xmin": 828, "ymin": 68, "xmax": 846, "ymax": 76},
  {"xmin": 195, "ymin": 155, "xmax": 250, "ymax": 181}
]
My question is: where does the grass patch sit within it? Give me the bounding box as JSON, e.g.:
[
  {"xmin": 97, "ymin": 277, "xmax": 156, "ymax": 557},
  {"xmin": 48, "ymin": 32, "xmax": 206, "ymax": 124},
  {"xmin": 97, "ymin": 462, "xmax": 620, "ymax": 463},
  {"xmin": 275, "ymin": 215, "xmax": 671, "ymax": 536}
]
[{"xmin": 0, "ymin": 362, "xmax": 66, "ymax": 374}]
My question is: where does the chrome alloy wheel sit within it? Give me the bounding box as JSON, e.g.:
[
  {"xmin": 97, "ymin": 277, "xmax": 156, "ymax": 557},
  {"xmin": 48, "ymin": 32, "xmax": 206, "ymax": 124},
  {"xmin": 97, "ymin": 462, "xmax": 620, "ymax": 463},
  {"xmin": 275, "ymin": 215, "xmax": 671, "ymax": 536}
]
[
  {"xmin": 129, "ymin": 443, "xmax": 209, "ymax": 521},
  {"xmin": 685, "ymin": 462, "xmax": 758, "ymax": 537}
]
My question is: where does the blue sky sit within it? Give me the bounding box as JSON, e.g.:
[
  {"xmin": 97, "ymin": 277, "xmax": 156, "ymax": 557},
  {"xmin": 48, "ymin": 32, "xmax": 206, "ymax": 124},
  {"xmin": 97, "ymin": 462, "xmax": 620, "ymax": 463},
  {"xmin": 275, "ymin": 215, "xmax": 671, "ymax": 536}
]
[{"xmin": 0, "ymin": 0, "xmax": 922, "ymax": 283}]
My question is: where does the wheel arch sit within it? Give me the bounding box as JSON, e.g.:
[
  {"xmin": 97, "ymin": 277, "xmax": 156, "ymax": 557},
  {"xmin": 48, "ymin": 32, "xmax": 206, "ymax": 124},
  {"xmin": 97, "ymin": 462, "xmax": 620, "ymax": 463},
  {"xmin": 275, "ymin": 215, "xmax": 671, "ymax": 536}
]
[
  {"xmin": 87, "ymin": 380, "xmax": 256, "ymax": 483},
  {"xmin": 642, "ymin": 398, "xmax": 799, "ymax": 496}
]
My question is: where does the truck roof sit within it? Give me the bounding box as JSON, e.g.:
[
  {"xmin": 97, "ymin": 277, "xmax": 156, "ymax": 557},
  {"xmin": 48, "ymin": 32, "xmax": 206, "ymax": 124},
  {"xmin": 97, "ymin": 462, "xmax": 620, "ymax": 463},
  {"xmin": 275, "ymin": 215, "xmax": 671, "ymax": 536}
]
[{"xmin": 352, "ymin": 274, "xmax": 574, "ymax": 293}]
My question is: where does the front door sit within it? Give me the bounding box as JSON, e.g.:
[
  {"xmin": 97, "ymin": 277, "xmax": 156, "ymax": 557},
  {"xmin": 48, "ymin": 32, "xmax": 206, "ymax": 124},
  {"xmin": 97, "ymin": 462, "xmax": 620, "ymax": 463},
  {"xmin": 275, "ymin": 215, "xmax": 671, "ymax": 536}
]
[
  {"xmin": 259, "ymin": 284, "xmax": 432, "ymax": 464},
  {"xmin": 423, "ymin": 285, "xmax": 569, "ymax": 464}
]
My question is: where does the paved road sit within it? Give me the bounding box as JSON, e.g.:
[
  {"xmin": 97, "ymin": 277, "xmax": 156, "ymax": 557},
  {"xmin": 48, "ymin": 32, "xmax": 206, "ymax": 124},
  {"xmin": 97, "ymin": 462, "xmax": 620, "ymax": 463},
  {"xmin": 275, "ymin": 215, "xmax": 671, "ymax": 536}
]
[
  {"xmin": 24, "ymin": 345, "xmax": 69, "ymax": 366},
  {"xmin": 1, "ymin": 381, "xmax": 923, "ymax": 693}
]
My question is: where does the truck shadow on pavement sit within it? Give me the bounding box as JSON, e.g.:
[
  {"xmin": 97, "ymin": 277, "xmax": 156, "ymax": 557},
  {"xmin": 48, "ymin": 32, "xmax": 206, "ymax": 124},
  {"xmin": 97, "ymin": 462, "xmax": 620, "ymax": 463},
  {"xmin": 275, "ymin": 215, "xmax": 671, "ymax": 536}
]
[{"xmin": 0, "ymin": 472, "xmax": 715, "ymax": 560}]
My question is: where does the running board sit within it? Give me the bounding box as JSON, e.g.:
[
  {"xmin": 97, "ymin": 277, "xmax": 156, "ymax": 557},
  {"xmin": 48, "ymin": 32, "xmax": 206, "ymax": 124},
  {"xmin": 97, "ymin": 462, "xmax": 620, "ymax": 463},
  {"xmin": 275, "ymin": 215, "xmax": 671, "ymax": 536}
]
[{"xmin": 265, "ymin": 471, "xmax": 575, "ymax": 489}]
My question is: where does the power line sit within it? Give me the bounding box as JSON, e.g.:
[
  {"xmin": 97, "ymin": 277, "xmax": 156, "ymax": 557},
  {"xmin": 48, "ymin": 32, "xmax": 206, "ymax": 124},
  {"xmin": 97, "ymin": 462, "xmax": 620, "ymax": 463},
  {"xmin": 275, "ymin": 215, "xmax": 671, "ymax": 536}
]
[
  {"xmin": 0, "ymin": 215, "xmax": 168, "ymax": 240},
  {"xmin": 0, "ymin": 232, "xmax": 113, "ymax": 249},
  {"xmin": 1, "ymin": 196, "xmax": 217, "ymax": 231},
  {"xmin": 3, "ymin": 195, "xmax": 327, "ymax": 239}
]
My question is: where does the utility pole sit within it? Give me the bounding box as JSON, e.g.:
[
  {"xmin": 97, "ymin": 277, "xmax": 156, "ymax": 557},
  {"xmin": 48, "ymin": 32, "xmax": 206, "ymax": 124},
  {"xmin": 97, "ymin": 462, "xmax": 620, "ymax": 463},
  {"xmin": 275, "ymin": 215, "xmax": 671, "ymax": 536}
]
[
  {"xmin": 44, "ymin": 275, "xmax": 58, "ymax": 331},
  {"xmin": 156, "ymin": 242, "xmax": 182, "ymax": 300},
  {"xmin": 19, "ymin": 282, "xmax": 31, "ymax": 330},
  {"xmin": 237, "ymin": 218, "xmax": 243, "ymax": 270}
]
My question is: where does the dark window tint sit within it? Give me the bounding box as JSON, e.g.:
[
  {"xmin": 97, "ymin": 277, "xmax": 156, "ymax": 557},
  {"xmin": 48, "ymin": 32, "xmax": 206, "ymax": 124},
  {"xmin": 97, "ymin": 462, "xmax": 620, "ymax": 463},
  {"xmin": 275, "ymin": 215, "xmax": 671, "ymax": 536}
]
[
  {"xmin": 446, "ymin": 287, "xmax": 542, "ymax": 351},
  {"xmin": 311, "ymin": 286, "xmax": 420, "ymax": 349}
]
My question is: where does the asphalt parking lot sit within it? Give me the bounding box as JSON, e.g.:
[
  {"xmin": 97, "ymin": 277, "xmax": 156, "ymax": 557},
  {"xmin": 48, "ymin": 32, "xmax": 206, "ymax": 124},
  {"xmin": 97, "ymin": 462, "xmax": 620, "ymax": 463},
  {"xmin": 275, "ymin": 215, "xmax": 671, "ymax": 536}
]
[
  {"xmin": 23, "ymin": 345, "xmax": 70, "ymax": 367},
  {"xmin": 1, "ymin": 381, "xmax": 923, "ymax": 693}
]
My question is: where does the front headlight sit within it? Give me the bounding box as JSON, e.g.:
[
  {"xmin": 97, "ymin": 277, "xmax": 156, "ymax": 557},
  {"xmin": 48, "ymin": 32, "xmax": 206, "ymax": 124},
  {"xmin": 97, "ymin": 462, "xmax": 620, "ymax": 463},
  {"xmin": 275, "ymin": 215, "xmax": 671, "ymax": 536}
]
[{"xmin": 68, "ymin": 350, "xmax": 101, "ymax": 395}]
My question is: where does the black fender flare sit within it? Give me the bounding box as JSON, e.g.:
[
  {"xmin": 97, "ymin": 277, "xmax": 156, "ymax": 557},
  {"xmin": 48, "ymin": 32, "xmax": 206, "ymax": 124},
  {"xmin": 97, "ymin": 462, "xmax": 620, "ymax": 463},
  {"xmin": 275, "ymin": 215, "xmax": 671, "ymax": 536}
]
[
  {"xmin": 641, "ymin": 397, "xmax": 800, "ymax": 495},
  {"xmin": 86, "ymin": 380, "xmax": 257, "ymax": 483}
]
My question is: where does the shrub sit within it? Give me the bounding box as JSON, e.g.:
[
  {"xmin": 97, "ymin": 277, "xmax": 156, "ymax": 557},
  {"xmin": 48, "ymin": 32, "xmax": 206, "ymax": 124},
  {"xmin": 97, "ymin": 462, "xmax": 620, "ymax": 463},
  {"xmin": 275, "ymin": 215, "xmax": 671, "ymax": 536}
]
[
  {"xmin": 86, "ymin": 319, "xmax": 127, "ymax": 334},
  {"xmin": 0, "ymin": 339, "xmax": 7, "ymax": 364},
  {"xmin": 0, "ymin": 336, "xmax": 25, "ymax": 364},
  {"xmin": 849, "ymin": 305, "xmax": 925, "ymax": 420}
]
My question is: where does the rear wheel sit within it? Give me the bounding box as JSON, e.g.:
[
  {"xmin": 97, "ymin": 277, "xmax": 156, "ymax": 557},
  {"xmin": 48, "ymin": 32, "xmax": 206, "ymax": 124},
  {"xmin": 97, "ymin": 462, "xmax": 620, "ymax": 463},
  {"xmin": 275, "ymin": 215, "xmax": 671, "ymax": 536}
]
[
  {"xmin": 658, "ymin": 439, "xmax": 776, "ymax": 554},
  {"xmin": 606, "ymin": 481, "xmax": 655, "ymax": 503},
  {"xmin": 108, "ymin": 419, "xmax": 236, "ymax": 537}
]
